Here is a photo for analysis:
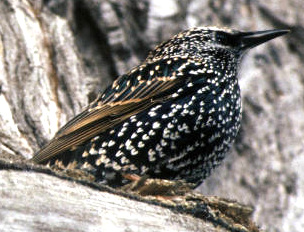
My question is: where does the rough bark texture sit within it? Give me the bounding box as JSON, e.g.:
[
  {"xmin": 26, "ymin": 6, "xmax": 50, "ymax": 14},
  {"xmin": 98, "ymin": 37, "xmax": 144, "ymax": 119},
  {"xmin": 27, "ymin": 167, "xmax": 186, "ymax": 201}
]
[
  {"xmin": 0, "ymin": 170, "xmax": 219, "ymax": 232},
  {"xmin": 0, "ymin": 0, "xmax": 303, "ymax": 231}
]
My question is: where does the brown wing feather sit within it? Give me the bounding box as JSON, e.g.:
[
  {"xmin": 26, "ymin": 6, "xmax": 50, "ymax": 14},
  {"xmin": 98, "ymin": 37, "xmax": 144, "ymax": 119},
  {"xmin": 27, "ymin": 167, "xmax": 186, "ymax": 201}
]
[{"xmin": 32, "ymin": 76, "xmax": 181, "ymax": 163}]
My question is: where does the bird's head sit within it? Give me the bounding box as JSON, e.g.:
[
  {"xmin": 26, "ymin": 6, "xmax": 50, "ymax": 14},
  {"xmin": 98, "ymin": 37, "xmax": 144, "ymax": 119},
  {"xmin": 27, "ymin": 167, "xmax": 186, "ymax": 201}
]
[{"xmin": 147, "ymin": 26, "xmax": 289, "ymax": 62}]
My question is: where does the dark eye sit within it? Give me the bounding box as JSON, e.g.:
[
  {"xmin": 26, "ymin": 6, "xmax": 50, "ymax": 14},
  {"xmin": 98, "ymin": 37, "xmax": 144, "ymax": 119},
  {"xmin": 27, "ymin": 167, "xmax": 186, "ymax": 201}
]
[{"xmin": 215, "ymin": 32, "xmax": 239, "ymax": 47}]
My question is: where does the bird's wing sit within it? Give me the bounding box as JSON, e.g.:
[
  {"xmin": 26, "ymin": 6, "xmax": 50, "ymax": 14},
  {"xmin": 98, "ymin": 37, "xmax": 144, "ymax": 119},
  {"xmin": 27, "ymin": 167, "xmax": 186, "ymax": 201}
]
[{"xmin": 32, "ymin": 59, "xmax": 186, "ymax": 163}]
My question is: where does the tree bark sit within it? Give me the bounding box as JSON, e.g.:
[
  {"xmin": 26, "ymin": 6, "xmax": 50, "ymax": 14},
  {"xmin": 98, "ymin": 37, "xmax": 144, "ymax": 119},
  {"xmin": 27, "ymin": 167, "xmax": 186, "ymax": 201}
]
[
  {"xmin": 0, "ymin": 170, "xmax": 223, "ymax": 232},
  {"xmin": 0, "ymin": 0, "xmax": 303, "ymax": 231}
]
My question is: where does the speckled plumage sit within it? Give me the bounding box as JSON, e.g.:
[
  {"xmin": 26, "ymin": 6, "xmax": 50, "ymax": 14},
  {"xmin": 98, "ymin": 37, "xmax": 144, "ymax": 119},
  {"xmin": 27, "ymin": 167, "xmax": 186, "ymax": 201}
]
[{"xmin": 32, "ymin": 27, "xmax": 288, "ymax": 187}]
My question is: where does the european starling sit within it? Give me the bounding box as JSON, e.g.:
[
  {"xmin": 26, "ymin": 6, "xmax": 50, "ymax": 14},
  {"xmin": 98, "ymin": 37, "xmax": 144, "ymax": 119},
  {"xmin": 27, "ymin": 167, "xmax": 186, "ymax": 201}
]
[{"xmin": 32, "ymin": 27, "xmax": 288, "ymax": 188}]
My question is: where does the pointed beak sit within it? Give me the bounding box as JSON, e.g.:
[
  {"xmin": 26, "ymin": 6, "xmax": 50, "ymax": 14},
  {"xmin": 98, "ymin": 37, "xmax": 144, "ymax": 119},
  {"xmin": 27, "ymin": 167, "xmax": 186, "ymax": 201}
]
[{"xmin": 240, "ymin": 29, "xmax": 289, "ymax": 50}]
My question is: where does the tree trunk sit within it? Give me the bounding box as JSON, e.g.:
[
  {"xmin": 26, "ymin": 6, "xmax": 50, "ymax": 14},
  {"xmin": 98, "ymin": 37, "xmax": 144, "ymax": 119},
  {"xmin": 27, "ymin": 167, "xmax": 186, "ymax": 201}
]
[{"xmin": 0, "ymin": 0, "xmax": 303, "ymax": 231}]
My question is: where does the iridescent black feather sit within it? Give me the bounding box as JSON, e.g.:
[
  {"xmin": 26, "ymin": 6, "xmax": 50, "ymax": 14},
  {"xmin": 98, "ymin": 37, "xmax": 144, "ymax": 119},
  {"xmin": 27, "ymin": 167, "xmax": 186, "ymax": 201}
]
[{"xmin": 32, "ymin": 27, "xmax": 288, "ymax": 187}]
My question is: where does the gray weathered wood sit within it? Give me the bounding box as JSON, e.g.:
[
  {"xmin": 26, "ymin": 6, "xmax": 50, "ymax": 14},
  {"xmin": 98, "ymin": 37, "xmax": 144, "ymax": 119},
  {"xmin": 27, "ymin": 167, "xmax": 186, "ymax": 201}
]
[{"xmin": 0, "ymin": 170, "xmax": 220, "ymax": 232}]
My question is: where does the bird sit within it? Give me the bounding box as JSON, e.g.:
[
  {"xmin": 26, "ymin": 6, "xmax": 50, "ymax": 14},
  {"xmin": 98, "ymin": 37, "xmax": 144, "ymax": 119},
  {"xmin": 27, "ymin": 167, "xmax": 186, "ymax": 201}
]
[{"xmin": 32, "ymin": 26, "xmax": 289, "ymax": 188}]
